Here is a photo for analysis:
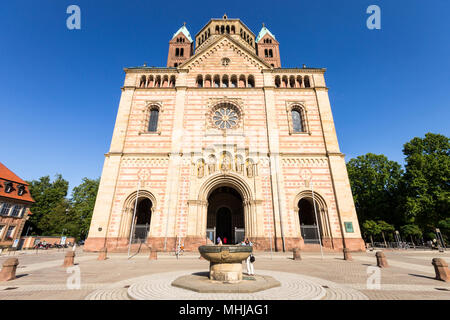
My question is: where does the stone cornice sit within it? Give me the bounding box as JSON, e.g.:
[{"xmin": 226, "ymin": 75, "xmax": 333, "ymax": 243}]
[
  {"xmin": 272, "ymin": 68, "xmax": 326, "ymax": 74},
  {"xmin": 124, "ymin": 67, "xmax": 179, "ymax": 73}
]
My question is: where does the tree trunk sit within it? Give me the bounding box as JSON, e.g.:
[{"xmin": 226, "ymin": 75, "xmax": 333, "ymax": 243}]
[
  {"xmin": 370, "ymin": 235, "xmax": 374, "ymax": 247},
  {"xmin": 382, "ymin": 232, "xmax": 387, "ymax": 248}
]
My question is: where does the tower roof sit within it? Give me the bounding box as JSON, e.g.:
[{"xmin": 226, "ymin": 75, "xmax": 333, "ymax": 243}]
[
  {"xmin": 172, "ymin": 24, "xmax": 193, "ymax": 43},
  {"xmin": 256, "ymin": 24, "xmax": 276, "ymax": 43}
]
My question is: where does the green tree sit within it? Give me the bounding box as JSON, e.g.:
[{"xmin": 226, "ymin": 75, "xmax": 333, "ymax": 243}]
[
  {"xmin": 26, "ymin": 174, "xmax": 69, "ymax": 235},
  {"xmin": 362, "ymin": 220, "xmax": 382, "ymax": 246},
  {"xmin": 402, "ymin": 133, "xmax": 450, "ymax": 239},
  {"xmin": 377, "ymin": 220, "xmax": 395, "ymax": 247},
  {"xmin": 347, "ymin": 153, "xmax": 404, "ymax": 226},
  {"xmin": 400, "ymin": 224, "xmax": 423, "ymax": 245},
  {"xmin": 69, "ymin": 177, "xmax": 100, "ymax": 240}
]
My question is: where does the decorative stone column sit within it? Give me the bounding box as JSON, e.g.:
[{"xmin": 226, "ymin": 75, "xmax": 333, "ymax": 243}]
[
  {"xmin": 343, "ymin": 248, "xmax": 352, "ymax": 261},
  {"xmin": 98, "ymin": 247, "xmax": 108, "ymax": 260},
  {"xmin": 376, "ymin": 251, "xmax": 388, "ymax": 268},
  {"xmin": 0, "ymin": 258, "xmax": 19, "ymax": 281},
  {"xmin": 432, "ymin": 258, "xmax": 450, "ymax": 282},
  {"xmin": 293, "ymin": 248, "xmax": 301, "ymax": 260},
  {"xmin": 63, "ymin": 251, "xmax": 75, "ymax": 267}
]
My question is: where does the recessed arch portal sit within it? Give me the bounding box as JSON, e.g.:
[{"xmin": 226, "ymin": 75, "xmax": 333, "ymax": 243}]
[
  {"xmin": 119, "ymin": 190, "xmax": 157, "ymax": 242},
  {"xmin": 295, "ymin": 190, "xmax": 332, "ymax": 245}
]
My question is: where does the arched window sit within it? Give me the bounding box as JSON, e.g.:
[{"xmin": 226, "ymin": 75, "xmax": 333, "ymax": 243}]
[
  {"xmin": 221, "ymin": 25, "xmax": 225, "ymax": 34},
  {"xmin": 180, "ymin": 48, "xmax": 184, "ymax": 57},
  {"xmin": 264, "ymin": 49, "xmax": 268, "ymax": 57},
  {"xmin": 247, "ymin": 75, "xmax": 255, "ymax": 88},
  {"xmin": 226, "ymin": 25, "xmax": 230, "ymax": 34},
  {"xmin": 304, "ymin": 75, "xmax": 311, "ymax": 88},
  {"xmin": 205, "ymin": 75, "xmax": 212, "ymax": 88},
  {"xmin": 290, "ymin": 105, "xmax": 307, "ymax": 133},
  {"xmin": 222, "ymin": 75, "xmax": 229, "ymax": 88},
  {"xmin": 238, "ymin": 75, "xmax": 246, "ymax": 88},
  {"xmin": 213, "ymin": 75, "xmax": 220, "ymax": 87},
  {"xmin": 230, "ymin": 75, "xmax": 237, "ymax": 88},
  {"xmin": 291, "ymin": 109, "xmax": 303, "ymax": 132},
  {"xmin": 175, "ymin": 48, "xmax": 179, "ymax": 56},
  {"xmin": 148, "ymin": 107, "xmax": 159, "ymax": 132},
  {"xmin": 275, "ymin": 76, "xmax": 281, "ymax": 88},
  {"xmin": 289, "ymin": 75, "xmax": 295, "ymax": 88},
  {"xmin": 269, "ymin": 49, "xmax": 273, "ymax": 57},
  {"xmin": 196, "ymin": 75, "xmax": 203, "ymax": 88},
  {"xmin": 296, "ymin": 76, "xmax": 302, "ymax": 88},
  {"xmin": 216, "ymin": 26, "xmax": 219, "ymax": 34},
  {"xmin": 139, "ymin": 75, "xmax": 146, "ymax": 88},
  {"xmin": 231, "ymin": 26, "xmax": 235, "ymax": 34},
  {"xmin": 169, "ymin": 75, "xmax": 176, "ymax": 87}
]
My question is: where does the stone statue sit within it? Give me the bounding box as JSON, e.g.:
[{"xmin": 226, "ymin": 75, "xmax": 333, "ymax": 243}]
[{"xmin": 197, "ymin": 161, "xmax": 205, "ymax": 178}]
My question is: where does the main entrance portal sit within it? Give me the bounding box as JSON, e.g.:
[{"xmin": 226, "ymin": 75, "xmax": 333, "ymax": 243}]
[{"xmin": 207, "ymin": 186, "xmax": 244, "ymax": 244}]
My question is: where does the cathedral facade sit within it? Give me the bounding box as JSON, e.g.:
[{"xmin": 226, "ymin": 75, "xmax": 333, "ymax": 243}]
[{"xmin": 85, "ymin": 15, "xmax": 365, "ymax": 252}]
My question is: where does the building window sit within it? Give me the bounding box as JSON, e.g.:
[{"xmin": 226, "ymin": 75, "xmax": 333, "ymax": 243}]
[
  {"xmin": 11, "ymin": 205, "xmax": 22, "ymax": 217},
  {"xmin": 4, "ymin": 182, "xmax": 13, "ymax": 193},
  {"xmin": 1, "ymin": 203, "xmax": 11, "ymax": 216},
  {"xmin": 0, "ymin": 225, "xmax": 4, "ymax": 239},
  {"xmin": 5, "ymin": 226, "xmax": 15, "ymax": 240},
  {"xmin": 148, "ymin": 108, "xmax": 159, "ymax": 132},
  {"xmin": 292, "ymin": 110, "xmax": 303, "ymax": 132},
  {"xmin": 17, "ymin": 184, "xmax": 25, "ymax": 196}
]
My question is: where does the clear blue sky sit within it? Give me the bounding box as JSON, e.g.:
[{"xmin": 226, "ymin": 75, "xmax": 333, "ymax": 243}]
[{"xmin": 1, "ymin": 0, "xmax": 449, "ymax": 192}]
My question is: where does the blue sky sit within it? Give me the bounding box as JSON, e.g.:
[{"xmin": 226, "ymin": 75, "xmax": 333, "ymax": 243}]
[{"xmin": 1, "ymin": 0, "xmax": 449, "ymax": 191}]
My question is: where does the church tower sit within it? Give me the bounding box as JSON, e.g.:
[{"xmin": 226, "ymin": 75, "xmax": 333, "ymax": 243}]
[
  {"xmin": 256, "ymin": 24, "xmax": 281, "ymax": 68},
  {"xmin": 167, "ymin": 23, "xmax": 193, "ymax": 67}
]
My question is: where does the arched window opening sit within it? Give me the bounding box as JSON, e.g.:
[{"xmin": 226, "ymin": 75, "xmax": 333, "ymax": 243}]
[
  {"xmin": 213, "ymin": 75, "xmax": 220, "ymax": 88},
  {"xmin": 291, "ymin": 108, "xmax": 305, "ymax": 133},
  {"xmin": 264, "ymin": 49, "xmax": 268, "ymax": 57},
  {"xmin": 205, "ymin": 75, "xmax": 212, "ymax": 88},
  {"xmin": 231, "ymin": 26, "xmax": 235, "ymax": 34},
  {"xmin": 162, "ymin": 75, "xmax": 169, "ymax": 87},
  {"xmin": 155, "ymin": 76, "xmax": 161, "ymax": 87},
  {"xmin": 296, "ymin": 76, "xmax": 302, "ymax": 88},
  {"xmin": 282, "ymin": 76, "xmax": 288, "ymax": 88},
  {"xmin": 169, "ymin": 75, "xmax": 176, "ymax": 87},
  {"xmin": 139, "ymin": 75, "xmax": 146, "ymax": 88},
  {"xmin": 271, "ymin": 63, "xmax": 275, "ymax": 67},
  {"xmin": 247, "ymin": 75, "xmax": 255, "ymax": 88},
  {"xmin": 269, "ymin": 49, "xmax": 273, "ymax": 57},
  {"xmin": 222, "ymin": 75, "xmax": 229, "ymax": 88},
  {"xmin": 275, "ymin": 76, "xmax": 281, "ymax": 88},
  {"xmin": 147, "ymin": 75, "xmax": 154, "ymax": 87},
  {"xmin": 180, "ymin": 48, "xmax": 184, "ymax": 57},
  {"xmin": 175, "ymin": 48, "xmax": 180, "ymax": 57},
  {"xmin": 230, "ymin": 75, "xmax": 237, "ymax": 88},
  {"xmin": 238, "ymin": 75, "xmax": 246, "ymax": 88},
  {"xmin": 226, "ymin": 25, "xmax": 230, "ymax": 34},
  {"xmin": 174, "ymin": 63, "xmax": 178, "ymax": 67},
  {"xmin": 289, "ymin": 76, "xmax": 296, "ymax": 88},
  {"xmin": 221, "ymin": 25, "xmax": 225, "ymax": 34},
  {"xmin": 216, "ymin": 25, "xmax": 220, "ymax": 34},
  {"xmin": 304, "ymin": 75, "xmax": 311, "ymax": 88},
  {"xmin": 148, "ymin": 107, "xmax": 159, "ymax": 132},
  {"xmin": 196, "ymin": 75, "xmax": 203, "ymax": 88}
]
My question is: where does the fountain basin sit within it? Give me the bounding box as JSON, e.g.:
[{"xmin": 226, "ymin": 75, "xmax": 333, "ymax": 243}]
[{"xmin": 198, "ymin": 245, "xmax": 252, "ymax": 282}]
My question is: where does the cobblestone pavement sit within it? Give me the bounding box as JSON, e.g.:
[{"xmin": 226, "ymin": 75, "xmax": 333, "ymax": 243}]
[{"xmin": 0, "ymin": 249, "xmax": 449, "ymax": 300}]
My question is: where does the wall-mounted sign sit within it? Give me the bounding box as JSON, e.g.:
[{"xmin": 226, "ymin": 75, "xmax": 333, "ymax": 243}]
[{"xmin": 344, "ymin": 222, "xmax": 354, "ymax": 233}]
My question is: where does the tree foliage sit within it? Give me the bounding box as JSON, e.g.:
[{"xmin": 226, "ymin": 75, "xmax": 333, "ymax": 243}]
[
  {"xmin": 26, "ymin": 175, "xmax": 99, "ymax": 240},
  {"xmin": 348, "ymin": 133, "xmax": 449, "ymax": 243}
]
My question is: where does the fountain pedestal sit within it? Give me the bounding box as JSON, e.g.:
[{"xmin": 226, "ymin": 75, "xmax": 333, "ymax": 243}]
[{"xmin": 198, "ymin": 245, "xmax": 252, "ymax": 283}]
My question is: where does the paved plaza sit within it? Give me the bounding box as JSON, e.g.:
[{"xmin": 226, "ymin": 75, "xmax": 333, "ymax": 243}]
[{"xmin": 0, "ymin": 248, "xmax": 449, "ymax": 300}]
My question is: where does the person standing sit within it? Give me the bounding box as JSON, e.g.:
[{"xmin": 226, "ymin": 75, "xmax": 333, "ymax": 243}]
[
  {"xmin": 244, "ymin": 238, "xmax": 255, "ymax": 275},
  {"xmin": 223, "ymin": 237, "xmax": 227, "ymax": 244},
  {"xmin": 217, "ymin": 236, "xmax": 222, "ymax": 245}
]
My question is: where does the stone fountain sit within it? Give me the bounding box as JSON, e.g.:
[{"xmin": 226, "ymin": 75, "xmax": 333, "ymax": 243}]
[
  {"xmin": 198, "ymin": 244, "xmax": 252, "ymax": 282},
  {"xmin": 171, "ymin": 245, "xmax": 281, "ymax": 293}
]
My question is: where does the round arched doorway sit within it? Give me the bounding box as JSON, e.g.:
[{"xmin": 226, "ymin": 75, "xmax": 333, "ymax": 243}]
[
  {"xmin": 297, "ymin": 193, "xmax": 331, "ymax": 246},
  {"xmin": 207, "ymin": 186, "xmax": 244, "ymax": 244},
  {"xmin": 132, "ymin": 197, "xmax": 153, "ymax": 241}
]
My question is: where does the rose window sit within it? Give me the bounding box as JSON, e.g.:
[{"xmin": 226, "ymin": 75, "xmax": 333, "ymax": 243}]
[{"xmin": 212, "ymin": 106, "xmax": 239, "ymax": 129}]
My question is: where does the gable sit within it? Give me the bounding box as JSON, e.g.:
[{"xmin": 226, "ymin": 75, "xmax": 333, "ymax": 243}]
[{"xmin": 180, "ymin": 35, "xmax": 271, "ymax": 73}]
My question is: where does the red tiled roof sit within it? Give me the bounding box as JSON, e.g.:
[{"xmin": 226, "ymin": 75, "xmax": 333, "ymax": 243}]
[{"xmin": 0, "ymin": 162, "xmax": 35, "ymax": 203}]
